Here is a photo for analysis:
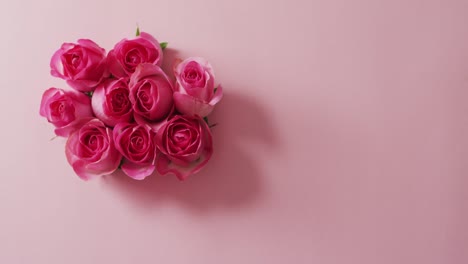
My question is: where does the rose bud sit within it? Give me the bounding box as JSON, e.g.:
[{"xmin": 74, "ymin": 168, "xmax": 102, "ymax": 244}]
[
  {"xmin": 113, "ymin": 123, "xmax": 157, "ymax": 180},
  {"xmin": 129, "ymin": 63, "xmax": 174, "ymax": 130},
  {"xmin": 65, "ymin": 119, "xmax": 122, "ymax": 180},
  {"xmin": 173, "ymin": 57, "xmax": 223, "ymax": 117},
  {"xmin": 156, "ymin": 115, "xmax": 213, "ymax": 180},
  {"xmin": 50, "ymin": 39, "xmax": 107, "ymax": 92},
  {"xmin": 39, "ymin": 87, "xmax": 93, "ymax": 137},
  {"xmin": 107, "ymin": 32, "xmax": 163, "ymax": 78},
  {"xmin": 92, "ymin": 78, "xmax": 133, "ymax": 127}
]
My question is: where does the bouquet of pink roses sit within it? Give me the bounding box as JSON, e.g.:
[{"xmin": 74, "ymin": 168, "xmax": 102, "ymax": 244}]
[{"xmin": 39, "ymin": 29, "xmax": 223, "ymax": 181}]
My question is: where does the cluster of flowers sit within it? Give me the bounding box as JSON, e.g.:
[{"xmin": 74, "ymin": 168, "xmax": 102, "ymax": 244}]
[{"xmin": 39, "ymin": 30, "xmax": 223, "ymax": 181}]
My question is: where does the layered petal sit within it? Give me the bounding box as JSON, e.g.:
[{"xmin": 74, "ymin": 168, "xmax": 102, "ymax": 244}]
[
  {"xmin": 129, "ymin": 63, "xmax": 174, "ymax": 127},
  {"xmin": 173, "ymin": 92, "xmax": 214, "ymax": 118},
  {"xmin": 39, "ymin": 87, "xmax": 93, "ymax": 137},
  {"xmin": 113, "ymin": 122, "xmax": 157, "ymax": 180},
  {"xmin": 173, "ymin": 58, "xmax": 222, "ymax": 117},
  {"xmin": 92, "ymin": 78, "xmax": 133, "ymax": 127},
  {"xmin": 65, "ymin": 119, "xmax": 122, "ymax": 180},
  {"xmin": 121, "ymin": 159, "xmax": 155, "ymax": 180},
  {"xmin": 155, "ymin": 115, "xmax": 213, "ymax": 180},
  {"xmin": 50, "ymin": 39, "xmax": 107, "ymax": 92},
  {"xmin": 107, "ymin": 32, "xmax": 163, "ymax": 77}
]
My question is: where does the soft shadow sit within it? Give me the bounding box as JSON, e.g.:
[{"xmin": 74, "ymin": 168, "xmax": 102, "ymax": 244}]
[
  {"xmin": 451, "ymin": 84, "xmax": 468, "ymax": 263},
  {"xmin": 102, "ymin": 91, "xmax": 277, "ymax": 213}
]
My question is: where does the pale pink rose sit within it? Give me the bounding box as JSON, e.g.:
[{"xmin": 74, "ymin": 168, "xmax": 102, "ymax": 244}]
[
  {"xmin": 39, "ymin": 88, "xmax": 93, "ymax": 137},
  {"xmin": 65, "ymin": 119, "xmax": 122, "ymax": 180},
  {"xmin": 50, "ymin": 39, "xmax": 107, "ymax": 92},
  {"xmin": 107, "ymin": 32, "xmax": 163, "ymax": 78},
  {"xmin": 129, "ymin": 63, "xmax": 174, "ymax": 130},
  {"xmin": 92, "ymin": 78, "xmax": 133, "ymax": 127},
  {"xmin": 113, "ymin": 123, "xmax": 157, "ymax": 180},
  {"xmin": 173, "ymin": 57, "xmax": 223, "ymax": 117},
  {"xmin": 156, "ymin": 115, "xmax": 213, "ymax": 180}
]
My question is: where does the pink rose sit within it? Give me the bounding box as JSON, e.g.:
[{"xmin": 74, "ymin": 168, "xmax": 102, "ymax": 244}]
[
  {"xmin": 39, "ymin": 88, "xmax": 93, "ymax": 137},
  {"xmin": 156, "ymin": 115, "xmax": 213, "ymax": 180},
  {"xmin": 173, "ymin": 57, "xmax": 223, "ymax": 117},
  {"xmin": 129, "ymin": 63, "xmax": 174, "ymax": 129},
  {"xmin": 50, "ymin": 39, "xmax": 107, "ymax": 92},
  {"xmin": 113, "ymin": 123, "xmax": 157, "ymax": 180},
  {"xmin": 92, "ymin": 78, "xmax": 133, "ymax": 127},
  {"xmin": 65, "ymin": 119, "xmax": 122, "ymax": 180},
  {"xmin": 107, "ymin": 32, "xmax": 163, "ymax": 78}
]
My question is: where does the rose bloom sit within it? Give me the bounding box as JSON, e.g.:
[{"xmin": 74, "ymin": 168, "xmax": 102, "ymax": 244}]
[
  {"xmin": 65, "ymin": 119, "xmax": 122, "ymax": 180},
  {"xmin": 114, "ymin": 123, "xmax": 157, "ymax": 180},
  {"xmin": 107, "ymin": 32, "xmax": 163, "ymax": 78},
  {"xmin": 92, "ymin": 78, "xmax": 133, "ymax": 127},
  {"xmin": 50, "ymin": 39, "xmax": 107, "ymax": 92},
  {"xmin": 39, "ymin": 87, "xmax": 93, "ymax": 137},
  {"xmin": 129, "ymin": 63, "xmax": 174, "ymax": 130},
  {"xmin": 156, "ymin": 115, "xmax": 213, "ymax": 180},
  {"xmin": 173, "ymin": 57, "xmax": 223, "ymax": 117}
]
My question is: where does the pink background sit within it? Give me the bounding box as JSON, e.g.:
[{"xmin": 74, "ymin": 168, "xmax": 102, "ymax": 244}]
[{"xmin": 1, "ymin": 0, "xmax": 468, "ymax": 263}]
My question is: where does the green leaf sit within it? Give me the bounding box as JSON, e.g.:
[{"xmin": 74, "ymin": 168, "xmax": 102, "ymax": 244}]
[
  {"xmin": 203, "ymin": 116, "xmax": 217, "ymax": 128},
  {"xmin": 160, "ymin": 42, "xmax": 168, "ymax": 50},
  {"xmin": 84, "ymin": 91, "xmax": 93, "ymax": 98},
  {"xmin": 136, "ymin": 26, "xmax": 140, "ymax": 36}
]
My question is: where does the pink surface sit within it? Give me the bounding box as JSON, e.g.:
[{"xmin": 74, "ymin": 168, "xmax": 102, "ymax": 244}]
[{"xmin": 1, "ymin": 0, "xmax": 467, "ymax": 263}]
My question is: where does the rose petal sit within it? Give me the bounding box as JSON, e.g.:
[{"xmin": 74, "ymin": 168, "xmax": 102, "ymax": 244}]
[
  {"xmin": 129, "ymin": 63, "xmax": 172, "ymax": 88},
  {"xmin": 175, "ymin": 57, "xmax": 214, "ymax": 79},
  {"xmin": 55, "ymin": 117, "xmax": 93, "ymax": 137},
  {"xmin": 121, "ymin": 159, "xmax": 155, "ymax": 180},
  {"xmin": 210, "ymin": 84, "xmax": 223, "ymax": 106},
  {"xmin": 106, "ymin": 50, "xmax": 127, "ymax": 78},
  {"xmin": 77, "ymin": 39, "xmax": 106, "ymax": 57},
  {"xmin": 156, "ymin": 148, "xmax": 211, "ymax": 181},
  {"xmin": 39, "ymin": 88, "xmax": 60, "ymax": 117},
  {"xmin": 139, "ymin": 32, "xmax": 163, "ymax": 66},
  {"xmin": 173, "ymin": 92, "xmax": 214, "ymax": 117},
  {"xmin": 50, "ymin": 49, "xmax": 65, "ymax": 78},
  {"xmin": 91, "ymin": 84, "xmax": 106, "ymax": 119},
  {"xmin": 71, "ymin": 159, "xmax": 97, "ymax": 181}
]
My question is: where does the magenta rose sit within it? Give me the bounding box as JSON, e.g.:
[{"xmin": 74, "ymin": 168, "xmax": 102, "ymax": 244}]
[
  {"xmin": 107, "ymin": 32, "xmax": 163, "ymax": 78},
  {"xmin": 156, "ymin": 115, "xmax": 213, "ymax": 180},
  {"xmin": 114, "ymin": 123, "xmax": 157, "ymax": 180},
  {"xmin": 65, "ymin": 119, "xmax": 122, "ymax": 180},
  {"xmin": 92, "ymin": 78, "xmax": 133, "ymax": 127},
  {"xmin": 173, "ymin": 57, "xmax": 223, "ymax": 117},
  {"xmin": 39, "ymin": 88, "xmax": 93, "ymax": 137},
  {"xmin": 50, "ymin": 39, "xmax": 107, "ymax": 92},
  {"xmin": 129, "ymin": 63, "xmax": 174, "ymax": 130}
]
